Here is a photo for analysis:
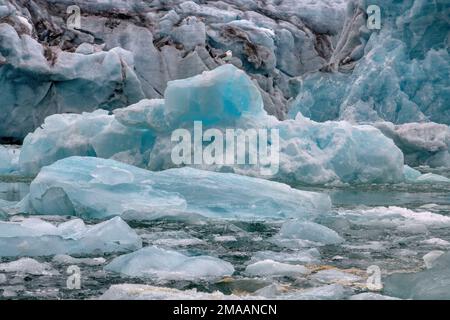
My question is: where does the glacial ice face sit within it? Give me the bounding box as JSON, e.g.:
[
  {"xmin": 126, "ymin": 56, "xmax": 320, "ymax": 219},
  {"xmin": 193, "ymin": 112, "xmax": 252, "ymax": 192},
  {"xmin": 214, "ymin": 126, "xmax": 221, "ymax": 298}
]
[
  {"xmin": 384, "ymin": 252, "xmax": 450, "ymax": 299},
  {"xmin": 105, "ymin": 246, "xmax": 234, "ymax": 281},
  {"xmin": 26, "ymin": 156, "xmax": 330, "ymax": 221},
  {"xmin": 288, "ymin": 0, "xmax": 449, "ymax": 125},
  {"xmin": 0, "ymin": 21, "xmax": 145, "ymax": 140},
  {"xmin": 20, "ymin": 64, "xmax": 405, "ymax": 185},
  {"xmin": 0, "ymin": 216, "xmax": 142, "ymax": 257}
]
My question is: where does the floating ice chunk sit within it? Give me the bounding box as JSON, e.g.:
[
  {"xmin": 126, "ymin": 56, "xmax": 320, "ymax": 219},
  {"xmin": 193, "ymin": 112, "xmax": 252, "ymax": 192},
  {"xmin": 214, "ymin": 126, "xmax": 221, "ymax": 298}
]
[
  {"xmin": 27, "ymin": 156, "xmax": 330, "ymax": 220},
  {"xmin": 279, "ymin": 284, "xmax": 350, "ymax": 300},
  {"xmin": 415, "ymin": 173, "xmax": 450, "ymax": 183},
  {"xmin": 349, "ymin": 293, "xmax": 400, "ymax": 300},
  {"xmin": 99, "ymin": 284, "xmax": 252, "ymax": 300},
  {"xmin": 52, "ymin": 255, "xmax": 106, "ymax": 266},
  {"xmin": 214, "ymin": 235, "xmax": 237, "ymax": 243},
  {"xmin": 139, "ymin": 231, "xmax": 205, "ymax": 247},
  {"xmin": 403, "ymin": 165, "xmax": 450, "ymax": 183},
  {"xmin": 105, "ymin": 246, "xmax": 234, "ymax": 280},
  {"xmin": 0, "ymin": 273, "xmax": 6, "ymax": 284},
  {"xmin": 0, "ymin": 258, "xmax": 59, "ymax": 276},
  {"xmin": 384, "ymin": 252, "xmax": 450, "ymax": 299},
  {"xmin": 337, "ymin": 206, "xmax": 450, "ymax": 230},
  {"xmin": 423, "ymin": 251, "xmax": 445, "ymax": 269},
  {"xmin": 421, "ymin": 238, "xmax": 450, "ymax": 247},
  {"xmin": 272, "ymin": 220, "xmax": 344, "ymax": 248},
  {"xmin": 310, "ymin": 269, "xmax": 362, "ymax": 284},
  {"xmin": 245, "ymin": 260, "xmax": 308, "ymax": 277},
  {"xmin": 250, "ymin": 249, "xmax": 321, "ymax": 265},
  {"xmin": 0, "ymin": 216, "xmax": 141, "ymax": 257}
]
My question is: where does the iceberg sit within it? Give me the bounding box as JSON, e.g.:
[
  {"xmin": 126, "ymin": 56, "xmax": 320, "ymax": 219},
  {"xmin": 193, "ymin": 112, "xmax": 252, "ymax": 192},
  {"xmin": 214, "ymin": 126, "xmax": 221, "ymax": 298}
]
[
  {"xmin": 26, "ymin": 156, "xmax": 331, "ymax": 221},
  {"xmin": 0, "ymin": 216, "xmax": 142, "ymax": 257},
  {"xmin": 19, "ymin": 64, "xmax": 405, "ymax": 185},
  {"xmin": 105, "ymin": 246, "xmax": 234, "ymax": 281}
]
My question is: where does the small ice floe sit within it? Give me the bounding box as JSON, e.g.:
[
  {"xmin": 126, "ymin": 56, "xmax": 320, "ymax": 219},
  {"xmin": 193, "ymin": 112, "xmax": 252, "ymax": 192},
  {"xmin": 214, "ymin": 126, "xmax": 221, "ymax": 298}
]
[
  {"xmin": 421, "ymin": 238, "xmax": 450, "ymax": 247},
  {"xmin": 310, "ymin": 269, "xmax": 362, "ymax": 285},
  {"xmin": 214, "ymin": 235, "xmax": 237, "ymax": 242},
  {"xmin": 98, "ymin": 284, "xmax": 256, "ymax": 300},
  {"xmin": 245, "ymin": 260, "xmax": 309, "ymax": 277},
  {"xmin": 423, "ymin": 251, "xmax": 445, "ymax": 269},
  {"xmin": 52, "ymin": 255, "xmax": 106, "ymax": 266},
  {"xmin": 250, "ymin": 249, "xmax": 321, "ymax": 265},
  {"xmin": 338, "ymin": 206, "xmax": 450, "ymax": 231},
  {"xmin": 271, "ymin": 220, "xmax": 344, "ymax": 248},
  {"xmin": 0, "ymin": 217, "xmax": 141, "ymax": 257},
  {"xmin": 0, "ymin": 258, "xmax": 59, "ymax": 276},
  {"xmin": 349, "ymin": 292, "xmax": 401, "ymax": 300},
  {"xmin": 105, "ymin": 246, "xmax": 234, "ymax": 281},
  {"xmin": 281, "ymin": 284, "xmax": 351, "ymax": 300},
  {"xmin": 139, "ymin": 230, "xmax": 205, "ymax": 247}
]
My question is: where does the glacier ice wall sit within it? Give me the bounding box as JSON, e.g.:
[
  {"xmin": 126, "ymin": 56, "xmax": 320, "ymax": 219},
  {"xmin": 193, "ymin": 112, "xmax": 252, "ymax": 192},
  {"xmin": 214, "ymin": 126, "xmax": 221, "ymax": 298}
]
[{"xmin": 288, "ymin": 0, "xmax": 449, "ymax": 125}]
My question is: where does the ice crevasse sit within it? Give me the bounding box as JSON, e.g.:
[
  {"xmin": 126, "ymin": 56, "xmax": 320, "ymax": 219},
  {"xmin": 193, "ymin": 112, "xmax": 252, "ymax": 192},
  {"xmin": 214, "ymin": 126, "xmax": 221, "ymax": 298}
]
[{"xmin": 19, "ymin": 64, "xmax": 406, "ymax": 185}]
